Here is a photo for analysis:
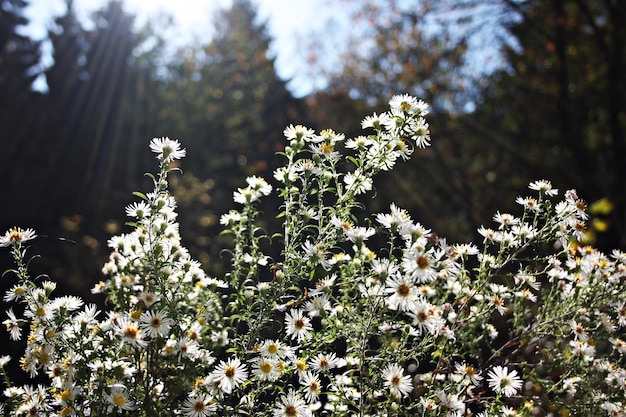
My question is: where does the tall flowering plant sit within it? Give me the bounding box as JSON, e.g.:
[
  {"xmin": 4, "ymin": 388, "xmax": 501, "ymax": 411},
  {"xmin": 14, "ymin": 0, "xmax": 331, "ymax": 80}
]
[{"xmin": 2, "ymin": 95, "xmax": 626, "ymax": 416}]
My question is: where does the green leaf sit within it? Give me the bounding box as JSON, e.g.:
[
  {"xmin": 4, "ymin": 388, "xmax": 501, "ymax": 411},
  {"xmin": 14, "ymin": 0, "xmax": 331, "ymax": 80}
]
[
  {"xmin": 346, "ymin": 155, "xmax": 361, "ymax": 167},
  {"xmin": 132, "ymin": 191, "xmax": 148, "ymax": 201}
]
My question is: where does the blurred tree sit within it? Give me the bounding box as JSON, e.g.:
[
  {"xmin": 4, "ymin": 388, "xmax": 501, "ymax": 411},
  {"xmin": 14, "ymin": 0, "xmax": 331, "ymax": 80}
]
[
  {"xmin": 188, "ymin": 0, "xmax": 302, "ymax": 182},
  {"xmin": 0, "ymin": 0, "xmax": 45, "ymax": 384},
  {"xmin": 303, "ymin": 0, "xmax": 501, "ymax": 242},
  {"xmin": 40, "ymin": 0, "xmax": 90, "ymax": 226},
  {"xmin": 0, "ymin": 0, "xmax": 43, "ymax": 224},
  {"xmin": 473, "ymin": 0, "xmax": 626, "ymax": 249},
  {"xmin": 309, "ymin": 0, "xmax": 471, "ymax": 112},
  {"xmin": 18, "ymin": 0, "xmax": 161, "ymax": 296},
  {"xmin": 71, "ymin": 1, "xmax": 143, "ymax": 222},
  {"xmin": 304, "ymin": 0, "xmax": 625, "ymax": 249},
  {"xmin": 159, "ymin": 0, "xmax": 305, "ymax": 272}
]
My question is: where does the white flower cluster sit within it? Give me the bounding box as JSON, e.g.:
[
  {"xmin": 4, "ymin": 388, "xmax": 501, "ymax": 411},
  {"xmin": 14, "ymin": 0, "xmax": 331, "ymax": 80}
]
[{"xmin": 2, "ymin": 96, "xmax": 626, "ymax": 416}]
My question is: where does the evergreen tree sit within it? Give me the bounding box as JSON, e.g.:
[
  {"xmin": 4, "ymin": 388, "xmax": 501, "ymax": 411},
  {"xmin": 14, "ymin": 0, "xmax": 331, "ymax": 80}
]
[
  {"xmin": 163, "ymin": 0, "xmax": 304, "ymax": 269},
  {"xmin": 40, "ymin": 0, "xmax": 148, "ymax": 230},
  {"xmin": 0, "ymin": 0, "xmax": 43, "ymax": 225},
  {"xmin": 38, "ymin": 0, "xmax": 90, "ymax": 226},
  {"xmin": 196, "ymin": 0, "xmax": 301, "ymax": 183},
  {"xmin": 26, "ymin": 0, "xmax": 151, "ymax": 296},
  {"xmin": 73, "ymin": 1, "xmax": 142, "ymax": 222}
]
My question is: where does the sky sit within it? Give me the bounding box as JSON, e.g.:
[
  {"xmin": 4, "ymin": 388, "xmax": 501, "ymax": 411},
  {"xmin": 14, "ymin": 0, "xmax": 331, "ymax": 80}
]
[{"xmin": 23, "ymin": 0, "xmax": 341, "ymax": 96}]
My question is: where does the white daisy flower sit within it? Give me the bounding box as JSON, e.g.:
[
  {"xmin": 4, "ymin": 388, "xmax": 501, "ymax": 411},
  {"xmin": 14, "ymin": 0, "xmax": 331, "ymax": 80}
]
[
  {"xmin": 182, "ymin": 394, "xmax": 216, "ymax": 417},
  {"xmin": 382, "ymin": 363, "xmax": 413, "ymax": 398},
  {"xmin": 125, "ymin": 201, "xmax": 151, "ymax": 219},
  {"xmin": 283, "ymin": 124, "xmax": 315, "ymax": 142},
  {"xmin": 300, "ymin": 371, "xmax": 323, "ymax": 403},
  {"xmin": 384, "ymin": 273, "xmax": 418, "ymax": 312},
  {"xmin": 528, "ymin": 179, "xmax": 558, "ymax": 197},
  {"xmin": 309, "ymin": 352, "xmax": 341, "ymax": 373},
  {"xmin": 149, "ymin": 137, "xmax": 186, "ymax": 162},
  {"xmin": 139, "ymin": 310, "xmax": 173, "ymax": 338},
  {"xmin": 0, "ymin": 227, "xmax": 36, "ymax": 247},
  {"xmin": 106, "ymin": 385, "xmax": 136, "ymax": 411},
  {"xmin": 487, "ymin": 366, "xmax": 523, "ymax": 397},
  {"xmin": 211, "ymin": 357, "xmax": 248, "ymax": 394},
  {"xmin": 252, "ymin": 357, "xmax": 281, "ymax": 381},
  {"xmin": 285, "ymin": 309, "xmax": 313, "ymax": 342},
  {"xmin": 272, "ymin": 389, "xmax": 309, "ymax": 417}
]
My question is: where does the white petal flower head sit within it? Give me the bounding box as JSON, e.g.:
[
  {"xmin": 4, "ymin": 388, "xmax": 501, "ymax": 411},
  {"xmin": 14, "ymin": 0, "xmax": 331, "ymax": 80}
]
[
  {"xmin": 492, "ymin": 211, "xmax": 520, "ymax": 230},
  {"xmin": 305, "ymin": 294, "xmax": 332, "ymax": 318},
  {"xmin": 0, "ymin": 355, "xmax": 10, "ymax": 368},
  {"xmin": 382, "ymin": 363, "xmax": 413, "ymax": 398},
  {"xmin": 106, "ymin": 385, "xmax": 136, "ymax": 411},
  {"xmin": 252, "ymin": 357, "xmax": 281, "ymax": 381},
  {"xmin": 528, "ymin": 180, "xmax": 558, "ymax": 197},
  {"xmin": 273, "ymin": 166, "xmax": 298, "ymax": 183},
  {"xmin": 246, "ymin": 175, "xmax": 272, "ymax": 196},
  {"xmin": 285, "ymin": 308, "xmax": 313, "ymax": 342},
  {"xmin": 272, "ymin": 389, "xmax": 309, "ymax": 417},
  {"xmin": 453, "ymin": 362, "xmax": 483, "ymax": 386},
  {"xmin": 149, "ymin": 137, "xmax": 186, "ymax": 163},
  {"xmin": 2, "ymin": 309, "xmax": 21, "ymax": 341},
  {"xmin": 344, "ymin": 226, "xmax": 375, "ymax": 243},
  {"xmin": 487, "ymin": 366, "xmax": 523, "ymax": 397},
  {"xmin": 300, "ymin": 371, "xmax": 323, "ymax": 403},
  {"xmin": 345, "ymin": 135, "xmax": 374, "ymax": 150},
  {"xmin": 258, "ymin": 339, "xmax": 294, "ymax": 359},
  {"xmin": 139, "ymin": 310, "xmax": 173, "ymax": 338},
  {"xmin": 114, "ymin": 317, "xmax": 147, "ymax": 348},
  {"xmin": 402, "ymin": 247, "xmax": 438, "ymax": 283},
  {"xmin": 0, "ymin": 227, "xmax": 36, "ymax": 247},
  {"xmin": 125, "ymin": 201, "xmax": 151, "ymax": 219},
  {"xmin": 309, "ymin": 352, "xmax": 341, "ymax": 373},
  {"xmin": 182, "ymin": 394, "xmax": 217, "ymax": 417},
  {"xmin": 361, "ymin": 112, "xmax": 394, "ymax": 131},
  {"xmin": 344, "ymin": 171, "xmax": 373, "ymax": 195},
  {"xmin": 313, "ymin": 128, "xmax": 345, "ymax": 144},
  {"xmin": 385, "ymin": 274, "xmax": 418, "ymax": 312},
  {"xmin": 389, "ymin": 94, "xmax": 420, "ymax": 114},
  {"xmin": 283, "ymin": 124, "xmax": 315, "ymax": 142},
  {"xmin": 211, "ymin": 357, "xmax": 248, "ymax": 394},
  {"xmin": 233, "ymin": 187, "xmax": 259, "ymax": 204},
  {"xmin": 376, "ymin": 203, "xmax": 412, "ymax": 231}
]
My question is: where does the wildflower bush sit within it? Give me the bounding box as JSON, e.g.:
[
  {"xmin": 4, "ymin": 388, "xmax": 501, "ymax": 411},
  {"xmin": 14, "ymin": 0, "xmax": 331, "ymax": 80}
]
[{"xmin": 2, "ymin": 95, "xmax": 626, "ymax": 417}]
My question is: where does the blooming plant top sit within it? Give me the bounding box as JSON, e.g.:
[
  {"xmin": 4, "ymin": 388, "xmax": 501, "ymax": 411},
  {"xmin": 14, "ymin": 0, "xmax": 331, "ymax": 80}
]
[
  {"xmin": 2, "ymin": 95, "xmax": 626, "ymax": 417},
  {"xmin": 0, "ymin": 227, "xmax": 36, "ymax": 247}
]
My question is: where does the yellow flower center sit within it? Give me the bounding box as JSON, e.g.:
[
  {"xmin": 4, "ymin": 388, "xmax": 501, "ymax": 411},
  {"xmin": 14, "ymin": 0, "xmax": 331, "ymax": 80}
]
[
  {"xmin": 113, "ymin": 395, "xmax": 127, "ymax": 407},
  {"xmin": 224, "ymin": 365, "xmax": 236, "ymax": 378},
  {"xmin": 260, "ymin": 362, "xmax": 273, "ymax": 373}
]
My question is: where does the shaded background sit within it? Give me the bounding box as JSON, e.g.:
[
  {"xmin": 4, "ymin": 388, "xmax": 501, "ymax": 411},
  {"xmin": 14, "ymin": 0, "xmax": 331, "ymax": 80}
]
[{"xmin": 1, "ymin": 0, "xmax": 624, "ymax": 303}]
